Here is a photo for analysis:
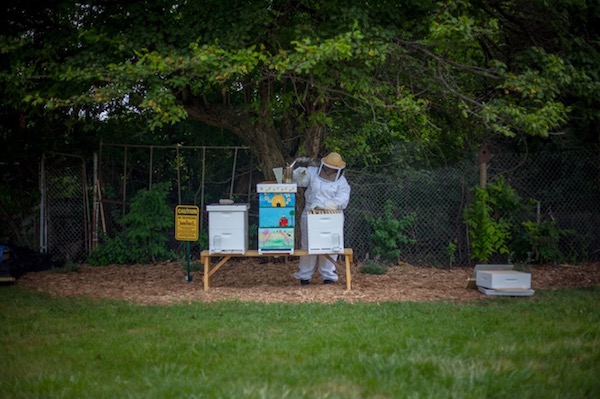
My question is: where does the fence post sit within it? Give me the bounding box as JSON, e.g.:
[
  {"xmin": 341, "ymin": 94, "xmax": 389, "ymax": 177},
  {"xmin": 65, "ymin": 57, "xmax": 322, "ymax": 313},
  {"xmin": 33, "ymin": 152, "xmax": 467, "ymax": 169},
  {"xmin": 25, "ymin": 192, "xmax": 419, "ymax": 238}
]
[
  {"xmin": 478, "ymin": 146, "xmax": 490, "ymax": 188},
  {"xmin": 39, "ymin": 153, "xmax": 47, "ymax": 253},
  {"xmin": 92, "ymin": 153, "xmax": 98, "ymax": 250}
]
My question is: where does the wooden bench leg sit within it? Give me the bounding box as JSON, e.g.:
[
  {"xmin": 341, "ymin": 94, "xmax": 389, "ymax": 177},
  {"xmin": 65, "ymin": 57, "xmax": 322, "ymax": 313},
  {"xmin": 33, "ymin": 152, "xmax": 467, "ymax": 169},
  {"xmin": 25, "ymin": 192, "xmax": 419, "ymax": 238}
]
[
  {"xmin": 323, "ymin": 252, "xmax": 352, "ymax": 291},
  {"xmin": 345, "ymin": 255, "xmax": 352, "ymax": 291},
  {"xmin": 203, "ymin": 255, "xmax": 210, "ymax": 291}
]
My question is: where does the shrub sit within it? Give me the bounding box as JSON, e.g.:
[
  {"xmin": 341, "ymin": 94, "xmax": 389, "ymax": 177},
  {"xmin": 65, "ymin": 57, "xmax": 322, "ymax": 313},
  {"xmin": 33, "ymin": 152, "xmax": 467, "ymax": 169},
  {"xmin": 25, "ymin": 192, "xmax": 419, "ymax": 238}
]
[
  {"xmin": 463, "ymin": 183, "xmax": 514, "ymax": 263},
  {"xmin": 366, "ymin": 200, "xmax": 416, "ymax": 264},
  {"xmin": 359, "ymin": 260, "xmax": 389, "ymax": 275},
  {"xmin": 464, "ymin": 177, "xmax": 572, "ymax": 265},
  {"xmin": 87, "ymin": 182, "xmax": 175, "ymax": 265},
  {"xmin": 511, "ymin": 220, "xmax": 574, "ymax": 264},
  {"xmin": 87, "ymin": 234, "xmax": 132, "ymax": 266}
]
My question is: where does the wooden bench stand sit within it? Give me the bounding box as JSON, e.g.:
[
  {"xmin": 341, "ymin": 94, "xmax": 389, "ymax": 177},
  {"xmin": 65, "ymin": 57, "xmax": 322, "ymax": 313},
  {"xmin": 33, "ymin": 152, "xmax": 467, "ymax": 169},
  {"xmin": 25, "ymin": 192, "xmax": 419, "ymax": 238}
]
[{"xmin": 200, "ymin": 249, "xmax": 354, "ymax": 291}]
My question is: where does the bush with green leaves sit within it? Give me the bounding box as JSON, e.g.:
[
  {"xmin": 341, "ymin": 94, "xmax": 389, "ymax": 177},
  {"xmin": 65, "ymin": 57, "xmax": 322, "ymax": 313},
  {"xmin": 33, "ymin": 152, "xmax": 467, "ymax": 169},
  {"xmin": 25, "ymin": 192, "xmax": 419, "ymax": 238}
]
[
  {"xmin": 366, "ymin": 200, "xmax": 417, "ymax": 264},
  {"xmin": 463, "ymin": 181, "xmax": 515, "ymax": 263},
  {"xmin": 511, "ymin": 220, "xmax": 574, "ymax": 264},
  {"xmin": 51, "ymin": 260, "xmax": 80, "ymax": 273},
  {"xmin": 87, "ymin": 234, "xmax": 132, "ymax": 266},
  {"xmin": 359, "ymin": 260, "xmax": 389, "ymax": 275},
  {"xmin": 464, "ymin": 177, "xmax": 572, "ymax": 265},
  {"xmin": 446, "ymin": 241, "xmax": 458, "ymax": 267},
  {"xmin": 87, "ymin": 182, "xmax": 175, "ymax": 265}
]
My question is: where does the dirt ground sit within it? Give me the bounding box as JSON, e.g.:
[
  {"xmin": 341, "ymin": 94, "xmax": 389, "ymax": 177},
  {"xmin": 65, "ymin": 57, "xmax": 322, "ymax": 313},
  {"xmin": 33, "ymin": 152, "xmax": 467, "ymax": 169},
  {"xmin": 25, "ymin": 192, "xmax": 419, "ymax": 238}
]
[{"xmin": 15, "ymin": 257, "xmax": 600, "ymax": 305}]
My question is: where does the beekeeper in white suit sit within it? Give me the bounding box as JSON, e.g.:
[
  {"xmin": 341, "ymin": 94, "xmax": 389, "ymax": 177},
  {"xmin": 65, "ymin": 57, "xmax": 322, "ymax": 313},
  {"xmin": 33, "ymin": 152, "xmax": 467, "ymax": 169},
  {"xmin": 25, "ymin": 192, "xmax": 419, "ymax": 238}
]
[{"xmin": 292, "ymin": 152, "xmax": 351, "ymax": 285}]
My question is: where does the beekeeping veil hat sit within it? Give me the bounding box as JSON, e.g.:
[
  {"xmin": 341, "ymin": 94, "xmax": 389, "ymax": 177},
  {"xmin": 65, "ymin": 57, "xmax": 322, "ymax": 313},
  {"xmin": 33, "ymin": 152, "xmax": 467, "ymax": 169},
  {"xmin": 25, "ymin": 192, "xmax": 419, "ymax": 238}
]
[
  {"xmin": 321, "ymin": 152, "xmax": 346, "ymax": 169},
  {"xmin": 318, "ymin": 152, "xmax": 346, "ymax": 182}
]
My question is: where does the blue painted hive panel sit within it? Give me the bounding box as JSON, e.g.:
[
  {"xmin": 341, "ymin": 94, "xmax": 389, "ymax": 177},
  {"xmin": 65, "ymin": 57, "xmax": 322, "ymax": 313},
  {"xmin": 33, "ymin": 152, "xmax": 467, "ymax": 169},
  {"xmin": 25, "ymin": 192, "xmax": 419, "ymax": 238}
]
[
  {"xmin": 258, "ymin": 227, "xmax": 294, "ymax": 251},
  {"xmin": 259, "ymin": 192, "xmax": 295, "ymax": 208},
  {"xmin": 259, "ymin": 207, "xmax": 295, "ymax": 228}
]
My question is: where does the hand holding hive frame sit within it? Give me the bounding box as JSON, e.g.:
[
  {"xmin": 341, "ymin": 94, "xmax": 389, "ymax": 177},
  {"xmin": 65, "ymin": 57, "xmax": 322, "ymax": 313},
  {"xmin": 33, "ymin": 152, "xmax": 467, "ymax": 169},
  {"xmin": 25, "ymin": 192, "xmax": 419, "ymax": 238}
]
[{"xmin": 308, "ymin": 209, "xmax": 342, "ymax": 215}]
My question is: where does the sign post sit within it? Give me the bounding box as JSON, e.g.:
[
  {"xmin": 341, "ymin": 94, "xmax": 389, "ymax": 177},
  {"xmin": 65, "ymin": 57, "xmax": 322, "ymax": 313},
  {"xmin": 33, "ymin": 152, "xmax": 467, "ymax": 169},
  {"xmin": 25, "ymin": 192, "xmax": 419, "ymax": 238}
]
[{"xmin": 175, "ymin": 205, "xmax": 200, "ymax": 282}]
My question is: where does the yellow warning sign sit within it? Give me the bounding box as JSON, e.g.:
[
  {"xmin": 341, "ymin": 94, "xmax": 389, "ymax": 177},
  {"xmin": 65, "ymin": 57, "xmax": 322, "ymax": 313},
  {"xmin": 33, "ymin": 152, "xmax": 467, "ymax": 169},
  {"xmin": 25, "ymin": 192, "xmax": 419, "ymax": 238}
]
[{"xmin": 175, "ymin": 205, "xmax": 199, "ymax": 241}]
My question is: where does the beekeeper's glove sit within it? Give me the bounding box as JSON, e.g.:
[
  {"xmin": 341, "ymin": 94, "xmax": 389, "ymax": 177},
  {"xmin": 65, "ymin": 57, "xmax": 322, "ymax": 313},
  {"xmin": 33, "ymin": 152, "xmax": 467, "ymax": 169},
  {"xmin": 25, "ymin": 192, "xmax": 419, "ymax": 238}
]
[
  {"xmin": 325, "ymin": 200, "xmax": 339, "ymax": 210},
  {"xmin": 294, "ymin": 166, "xmax": 308, "ymax": 176},
  {"xmin": 293, "ymin": 167, "xmax": 310, "ymax": 186}
]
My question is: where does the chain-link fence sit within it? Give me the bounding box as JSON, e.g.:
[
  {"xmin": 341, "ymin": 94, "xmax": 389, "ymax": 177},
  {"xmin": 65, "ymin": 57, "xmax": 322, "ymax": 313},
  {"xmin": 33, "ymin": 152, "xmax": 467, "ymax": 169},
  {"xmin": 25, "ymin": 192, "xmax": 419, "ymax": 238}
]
[
  {"xmin": 91, "ymin": 146, "xmax": 600, "ymax": 266},
  {"xmin": 345, "ymin": 149, "xmax": 600, "ymax": 265},
  {"xmin": 344, "ymin": 163, "xmax": 478, "ymax": 266},
  {"xmin": 40, "ymin": 153, "xmax": 91, "ymax": 264},
  {"xmin": 487, "ymin": 149, "xmax": 600, "ymax": 263},
  {"xmin": 38, "ymin": 146, "xmax": 599, "ymax": 266}
]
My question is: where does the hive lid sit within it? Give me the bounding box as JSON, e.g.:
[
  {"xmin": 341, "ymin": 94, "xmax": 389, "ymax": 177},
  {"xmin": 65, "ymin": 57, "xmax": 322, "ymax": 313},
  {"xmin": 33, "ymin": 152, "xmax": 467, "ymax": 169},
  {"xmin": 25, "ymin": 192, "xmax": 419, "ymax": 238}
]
[
  {"xmin": 206, "ymin": 203, "xmax": 250, "ymax": 211},
  {"xmin": 256, "ymin": 183, "xmax": 297, "ymax": 193}
]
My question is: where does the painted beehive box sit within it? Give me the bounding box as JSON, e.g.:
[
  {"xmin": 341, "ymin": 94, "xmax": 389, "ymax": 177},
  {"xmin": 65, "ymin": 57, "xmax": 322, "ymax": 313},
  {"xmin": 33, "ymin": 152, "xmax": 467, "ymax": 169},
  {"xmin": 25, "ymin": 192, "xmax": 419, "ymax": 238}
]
[{"xmin": 257, "ymin": 184, "xmax": 297, "ymax": 254}]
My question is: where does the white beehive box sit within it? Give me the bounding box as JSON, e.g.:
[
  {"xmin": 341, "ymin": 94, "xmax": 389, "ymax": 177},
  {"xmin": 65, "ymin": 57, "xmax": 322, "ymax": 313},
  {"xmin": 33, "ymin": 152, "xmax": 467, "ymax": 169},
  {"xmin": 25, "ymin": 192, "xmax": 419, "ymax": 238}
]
[
  {"xmin": 476, "ymin": 270, "xmax": 531, "ymax": 289},
  {"xmin": 206, "ymin": 204, "xmax": 250, "ymax": 254},
  {"xmin": 307, "ymin": 212, "xmax": 344, "ymax": 254}
]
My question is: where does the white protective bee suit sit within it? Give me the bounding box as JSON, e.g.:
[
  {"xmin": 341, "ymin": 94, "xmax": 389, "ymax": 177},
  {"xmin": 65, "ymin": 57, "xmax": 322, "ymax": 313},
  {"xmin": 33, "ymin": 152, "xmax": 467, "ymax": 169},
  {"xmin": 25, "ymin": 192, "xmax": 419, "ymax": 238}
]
[{"xmin": 292, "ymin": 152, "xmax": 351, "ymax": 283}]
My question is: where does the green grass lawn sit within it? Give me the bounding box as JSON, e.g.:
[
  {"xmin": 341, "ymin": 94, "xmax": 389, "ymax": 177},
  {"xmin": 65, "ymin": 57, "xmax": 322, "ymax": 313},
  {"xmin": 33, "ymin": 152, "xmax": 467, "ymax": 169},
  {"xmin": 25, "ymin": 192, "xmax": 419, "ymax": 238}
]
[{"xmin": 1, "ymin": 285, "xmax": 599, "ymax": 398}]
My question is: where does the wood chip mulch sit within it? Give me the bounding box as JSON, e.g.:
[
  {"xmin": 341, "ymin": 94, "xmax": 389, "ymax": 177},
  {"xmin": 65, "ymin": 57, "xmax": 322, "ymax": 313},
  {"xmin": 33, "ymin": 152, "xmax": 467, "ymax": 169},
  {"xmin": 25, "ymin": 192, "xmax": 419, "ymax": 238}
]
[{"xmin": 14, "ymin": 259, "xmax": 600, "ymax": 305}]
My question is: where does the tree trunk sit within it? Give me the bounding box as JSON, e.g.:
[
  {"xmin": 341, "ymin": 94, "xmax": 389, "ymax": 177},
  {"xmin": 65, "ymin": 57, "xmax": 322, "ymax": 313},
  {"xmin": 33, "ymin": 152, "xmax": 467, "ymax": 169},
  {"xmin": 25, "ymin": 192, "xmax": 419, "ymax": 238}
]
[
  {"xmin": 185, "ymin": 102, "xmax": 290, "ymax": 180},
  {"xmin": 302, "ymin": 124, "xmax": 325, "ymax": 159}
]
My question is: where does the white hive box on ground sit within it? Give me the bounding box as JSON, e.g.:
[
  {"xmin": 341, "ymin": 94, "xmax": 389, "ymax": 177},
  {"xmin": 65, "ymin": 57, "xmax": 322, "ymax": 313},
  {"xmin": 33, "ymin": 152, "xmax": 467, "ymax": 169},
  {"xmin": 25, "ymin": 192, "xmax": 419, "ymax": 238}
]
[
  {"xmin": 206, "ymin": 203, "xmax": 250, "ymax": 254},
  {"xmin": 307, "ymin": 210, "xmax": 344, "ymax": 254},
  {"xmin": 476, "ymin": 270, "xmax": 531, "ymax": 289},
  {"xmin": 476, "ymin": 270, "xmax": 534, "ymax": 296}
]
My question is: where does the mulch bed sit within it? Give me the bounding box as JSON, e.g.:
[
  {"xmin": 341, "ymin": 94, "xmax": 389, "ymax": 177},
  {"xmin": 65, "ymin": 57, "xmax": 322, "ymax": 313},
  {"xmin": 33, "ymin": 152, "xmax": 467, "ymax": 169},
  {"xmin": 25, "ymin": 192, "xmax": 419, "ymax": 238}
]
[{"xmin": 13, "ymin": 258, "xmax": 600, "ymax": 305}]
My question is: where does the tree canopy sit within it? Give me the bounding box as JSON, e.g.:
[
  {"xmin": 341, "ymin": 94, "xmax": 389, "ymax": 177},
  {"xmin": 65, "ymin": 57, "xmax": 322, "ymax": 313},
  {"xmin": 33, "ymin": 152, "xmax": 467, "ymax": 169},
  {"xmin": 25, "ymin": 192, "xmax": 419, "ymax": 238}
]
[{"xmin": 1, "ymin": 0, "xmax": 599, "ymax": 175}]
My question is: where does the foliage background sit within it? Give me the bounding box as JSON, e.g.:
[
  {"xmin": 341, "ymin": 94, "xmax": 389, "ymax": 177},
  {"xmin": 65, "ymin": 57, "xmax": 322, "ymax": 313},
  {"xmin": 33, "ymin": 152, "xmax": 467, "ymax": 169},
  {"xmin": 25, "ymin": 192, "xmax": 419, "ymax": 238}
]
[{"xmin": 1, "ymin": 1, "xmax": 600, "ymax": 267}]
